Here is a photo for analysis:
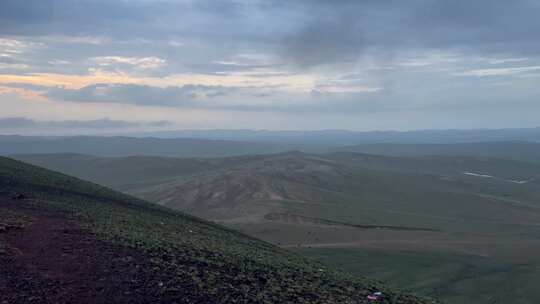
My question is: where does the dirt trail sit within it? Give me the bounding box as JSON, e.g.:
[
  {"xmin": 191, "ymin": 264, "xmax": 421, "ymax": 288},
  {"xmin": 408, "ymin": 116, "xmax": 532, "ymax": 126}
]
[{"xmin": 0, "ymin": 202, "xmax": 169, "ymax": 304}]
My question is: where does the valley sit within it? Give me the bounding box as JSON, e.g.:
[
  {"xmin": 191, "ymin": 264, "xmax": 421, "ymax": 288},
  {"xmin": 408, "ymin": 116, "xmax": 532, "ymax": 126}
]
[
  {"xmin": 13, "ymin": 147, "xmax": 540, "ymax": 304},
  {"xmin": 1, "ymin": 156, "xmax": 435, "ymax": 303}
]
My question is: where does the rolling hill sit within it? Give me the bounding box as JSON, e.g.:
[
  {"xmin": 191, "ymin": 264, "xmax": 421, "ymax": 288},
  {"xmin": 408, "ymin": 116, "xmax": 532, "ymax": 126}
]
[
  {"xmin": 12, "ymin": 151, "xmax": 540, "ymax": 303},
  {"xmin": 122, "ymin": 152, "xmax": 540, "ymax": 237},
  {"xmin": 0, "ymin": 156, "xmax": 437, "ymax": 303},
  {"xmin": 0, "ymin": 135, "xmax": 326, "ymax": 158},
  {"xmin": 335, "ymin": 142, "xmax": 540, "ymax": 163},
  {"xmin": 14, "ymin": 151, "xmax": 540, "ymax": 228},
  {"xmin": 10, "ymin": 153, "xmax": 270, "ymax": 191},
  {"xmin": 133, "ymin": 127, "xmax": 540, "ymax": 145}
]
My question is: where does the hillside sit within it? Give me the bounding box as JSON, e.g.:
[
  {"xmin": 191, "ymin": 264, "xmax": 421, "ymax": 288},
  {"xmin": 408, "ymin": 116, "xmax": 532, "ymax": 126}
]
[
  {"xmin": 127, "ymin": 152, "xmax": 540, "ymax": 304},
  {"xmin": 10, "ymin": 151, "xmax": 540, "ymax": 303},
  {"xmin": 0, "ymin": 135, "xmax": 326, "ymax": 158},
  {"xmin": 125, "ymin": 152, "xmax": 540, "ymax": 232},
  {"xmin": 134, "ymin": 127, "xmax": 540, "ymax": 145},
  {"xmin": 335, "ymin": 142, "xmax": 540, "ymax": 163},
  {"xmin": 328, "ymin": 152, "xmax": 540, "ymax": 184},
  {"xmin": 10, "ymin": 153, "xmax": 270, "ymax": 191},
  {"xmin": 13, "ymin": 151, "xmax": 540, "ymax": 233},
  {"xmin": 0, "ymin": 156, "xmax": 436, "ymax": 303}
]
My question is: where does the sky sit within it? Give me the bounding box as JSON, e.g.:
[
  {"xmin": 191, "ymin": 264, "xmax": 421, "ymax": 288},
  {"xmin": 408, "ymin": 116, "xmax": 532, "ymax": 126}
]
[{"xmin": 1, "ymin": 0, "xmax": 540, "ymax": 135}]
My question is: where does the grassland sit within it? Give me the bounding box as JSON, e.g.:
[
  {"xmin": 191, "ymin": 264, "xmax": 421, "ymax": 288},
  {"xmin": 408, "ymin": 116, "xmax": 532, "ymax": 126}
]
[
  {"xmin": 297, "ymin": 248, "xmax": 540, "ymax": 304},
  {"xmin": 0, "ymin": 156, "xmax": 437, "ymax": 303},
  {"xmin": 335, "ymin": 142, "xmax": 540, "ymax": 164},
  {"xmin": 10, "ymin": 151, "xmax": 540, "ymax": 304}
]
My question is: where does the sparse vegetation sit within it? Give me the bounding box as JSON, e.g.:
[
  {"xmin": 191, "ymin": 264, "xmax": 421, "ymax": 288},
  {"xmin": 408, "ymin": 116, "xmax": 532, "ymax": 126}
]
[
  {"xmin": 0, "ymin": 156, "xmax": 438, "ymax": 303},
  {"xmin": 298, "ymin": 248, "xmax": 540, "ymax": 304},
  {"xmin": 11, "ymin": 151, "xmax": 540, "ymax": 304}
]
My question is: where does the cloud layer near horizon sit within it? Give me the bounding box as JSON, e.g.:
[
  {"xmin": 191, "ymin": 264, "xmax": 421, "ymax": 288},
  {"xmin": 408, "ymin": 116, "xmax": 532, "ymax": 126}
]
[{"xmin": 1, "ymin": 0, "xmax": 540, "ymax": 133}]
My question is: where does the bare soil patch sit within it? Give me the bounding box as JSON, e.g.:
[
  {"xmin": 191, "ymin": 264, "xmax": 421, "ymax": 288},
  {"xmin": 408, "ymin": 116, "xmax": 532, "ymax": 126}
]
[{"xmin": 0, "ymin": 199, "xmax": 184, "ymax": 304}]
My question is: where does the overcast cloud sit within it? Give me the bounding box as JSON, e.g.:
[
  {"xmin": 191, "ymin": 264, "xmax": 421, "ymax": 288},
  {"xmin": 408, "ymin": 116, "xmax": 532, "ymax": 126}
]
[{"xmin": 1, "ymin": 0, "xmax": 540, "ymax": 133}]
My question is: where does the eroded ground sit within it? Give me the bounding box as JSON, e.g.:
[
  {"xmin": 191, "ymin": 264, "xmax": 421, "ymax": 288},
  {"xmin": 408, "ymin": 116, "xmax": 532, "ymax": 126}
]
[{"xmin": 0, "ymin": 199, "xmax": 184, "ymax": 304}]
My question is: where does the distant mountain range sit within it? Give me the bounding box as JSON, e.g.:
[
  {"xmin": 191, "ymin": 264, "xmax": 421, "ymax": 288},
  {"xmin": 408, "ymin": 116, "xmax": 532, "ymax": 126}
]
[
  {"xmin": 128, "ymin": 127, "xmax": 540, "ymax": 145},
  {"xmin": 2, "ymin": 134, "xmax": 540, "ymax": 163}
]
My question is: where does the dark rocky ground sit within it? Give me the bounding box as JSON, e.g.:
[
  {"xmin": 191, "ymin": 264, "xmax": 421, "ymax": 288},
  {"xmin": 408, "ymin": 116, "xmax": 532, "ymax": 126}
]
[{"xmin": 0, "ymin": 199, "xmax": 190, "ymax": 304}]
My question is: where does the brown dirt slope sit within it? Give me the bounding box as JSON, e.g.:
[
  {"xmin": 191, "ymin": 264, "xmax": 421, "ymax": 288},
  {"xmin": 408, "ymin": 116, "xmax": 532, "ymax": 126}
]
[{"xmin": 0, "ymin": 200, "xmax": 187, "ymax": 304}]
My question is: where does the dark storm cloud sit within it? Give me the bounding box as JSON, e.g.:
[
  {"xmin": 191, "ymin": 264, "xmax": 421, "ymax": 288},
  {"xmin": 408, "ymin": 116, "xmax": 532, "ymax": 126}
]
[
  {"xmin": 281, "ymin": 14, "xmax": 364, "ymax": 67},
  {"xmin": 279, "ymin": 0, "xmax": 540, "ymax": 66},
  {"xmin": 407, "ymin": 1, "xmax": 540, "ymax": 53},
  {"xmin": 1, "ymin": 1, "xmax": 539, "ymax": 68},
  {"xmin": 0, "ymin": 117, "xmax": 172, "ymax": 130},
  {"xmin": 0, "ymin": 1, "xmax": 535, "ymax": 45},
  {"xmin": 0, "ymin": 0, "xmax": 153, "ymax": 37},
  {"xmin": 0, "ymin": 0, "xmax": 258, "ymax": 41},
  {"xmin": 2, "ymin": 0, "xmax": 540, "ymax": 131}
]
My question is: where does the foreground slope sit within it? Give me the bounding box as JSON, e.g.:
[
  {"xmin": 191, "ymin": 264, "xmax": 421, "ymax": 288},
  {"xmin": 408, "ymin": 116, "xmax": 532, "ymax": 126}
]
[{"xmin": 0, "ymin": 156, "xmax": 435, "ymax": 304}]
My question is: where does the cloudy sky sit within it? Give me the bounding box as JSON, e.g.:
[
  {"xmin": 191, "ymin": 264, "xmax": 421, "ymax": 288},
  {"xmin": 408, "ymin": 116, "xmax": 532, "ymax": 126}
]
[{"xmin": 1, "ymin": 0, "xmax": 540, "ymax": 134}]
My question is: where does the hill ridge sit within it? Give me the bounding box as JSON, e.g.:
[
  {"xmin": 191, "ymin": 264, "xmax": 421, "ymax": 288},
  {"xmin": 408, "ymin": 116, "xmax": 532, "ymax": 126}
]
[{"xmin": 0, "ymin": 156, "xmax": 437, "ymax": 304}]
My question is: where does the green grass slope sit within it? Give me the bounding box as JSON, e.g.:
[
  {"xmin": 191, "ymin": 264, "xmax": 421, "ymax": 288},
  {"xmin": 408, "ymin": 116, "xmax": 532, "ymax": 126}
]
[
  {"xmin": 11, "ymin": 153, "xmax": 269, "ymax": 191},
  {"xmin": 0, "ymin": 156, "xmax": 436, "ymax": 304},
  {"xmin": 296, "ymin": 248, "xmax": 540, "ymax": 304},
  {"xmin": 0, "ymin": 135, "xmax": 327, "ymax": 158},
  {"xmin": 335, "ymin": 142, "xmax": 540, "ymax": 163},
  {"xmin": 10, "ymin": 151, "xmax": 540, "ymax": 304},
  {"xmin": 120, "ymin": 152, "xmax": 540, "ymax": 304}
]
